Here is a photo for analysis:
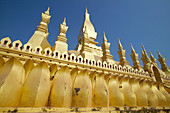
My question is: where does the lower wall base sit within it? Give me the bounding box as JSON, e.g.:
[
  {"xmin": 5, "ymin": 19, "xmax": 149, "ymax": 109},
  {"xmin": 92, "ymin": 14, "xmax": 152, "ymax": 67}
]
[{"xmin": 0, "ymin": 107, "xmax": 170, "ymax": 113}]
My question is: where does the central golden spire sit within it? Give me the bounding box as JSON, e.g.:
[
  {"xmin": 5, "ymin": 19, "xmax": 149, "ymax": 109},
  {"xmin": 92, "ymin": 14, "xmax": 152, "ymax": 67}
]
[
  {"xmin": 75, "ymin": 7, "xmax": 102, "ymax": 58},
  {"xmin": 77, "ymin": 7, "xmax": 97, "ymax": 43}
]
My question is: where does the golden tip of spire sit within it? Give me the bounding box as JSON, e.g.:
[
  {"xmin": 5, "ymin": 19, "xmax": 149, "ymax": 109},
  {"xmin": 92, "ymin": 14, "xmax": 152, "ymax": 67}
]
[
  {"xmin": 141, "ymin": 45, "xmax": 146, "ymax": 52},
  {"xmin": 118, "ymin": 38, "xmax": 121, "ymax": 44},
  {"xmin": 150, "ymin": 52, "xmax": 152, "ymax": 55},
  {"xmin": 86, "ymin": 6, "xmax": 88, "ymax": 13},
  {"xmin": 118, "ymin": 38, "xmax": 120, "ymax": 44},
  {"xmin": 130, "ymin": 43, "xmax": 133, "ymax": 48},
  {"xmin": 150, "ymin": 52, "xmax": 154, "ymax": 58},
  {"xmin": 103, "ymin": 32, "xmax": 107, "ymax": 41},
  {"xmin": 157, "ymin": 51, "xmax": 161, "ymax": 57},
  {"xmin": 142, "ymin": 44, "xmax": 144, "ymax": 49},
  {"xmin": 157, "ymin": 50, "xmax": 160, "ymax": 54},
  {"xmin": 131, "ymin": 44, "xmax": 136, "ymax": 54},
  {"xmin": 118, "ymin": 38, "xmax": 123, "ymax": 49},
  {"xmin": 45, "ymin": 7, "xmax": 50, "ymax": 15},
  {"xmin": 130, "ymin": 43, "xmax": 135, "ymax": 51},
  {"xmin": 62, "ymin": 18, "xmax": 66, "ymax": 26}
]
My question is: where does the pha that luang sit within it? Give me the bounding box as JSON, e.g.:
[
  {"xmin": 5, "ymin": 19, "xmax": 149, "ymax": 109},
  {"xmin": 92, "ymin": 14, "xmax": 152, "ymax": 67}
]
[{"xmin": 0, "ymin": 7, "xmax": 170, "ymax": 113}]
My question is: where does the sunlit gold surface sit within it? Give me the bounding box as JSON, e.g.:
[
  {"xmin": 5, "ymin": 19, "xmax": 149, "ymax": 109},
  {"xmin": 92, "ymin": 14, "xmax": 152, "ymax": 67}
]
[
  {"xmin": 0, "ymin": 58, "xmax": 25, "ymax": 107},
  {"xmin": 19, "ymin": 62, "xmax": 51, "ymax": 107},
  {"xmin": 0, "ymin": 7, "xmax": 170, "ymax": 113}
]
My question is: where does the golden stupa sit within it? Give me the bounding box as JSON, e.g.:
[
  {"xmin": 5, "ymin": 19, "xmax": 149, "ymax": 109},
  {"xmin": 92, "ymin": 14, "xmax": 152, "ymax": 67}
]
[{"xmin": 0, "ymin": 7, "xmax": 170, "ymax": 113}]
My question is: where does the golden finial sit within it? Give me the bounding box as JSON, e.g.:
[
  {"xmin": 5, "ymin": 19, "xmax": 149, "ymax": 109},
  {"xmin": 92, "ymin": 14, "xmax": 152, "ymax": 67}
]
[
  {"xmin": 157, "ymin": 51, "xmax": 162, "ymax": 58},
  {"xmin": 118, "ymin": 38, "xmax": 123, "ymax": 49},
  {"xmin": 150, "ymin": 52, "xmax": 156, "ymax": 63},
  {"xmin": 141, "ymin": 45, "xmax": 150, "ymax": 62},
  {"xmin": 85, "ymin": 6, "xmax": 88, "ymax": 13},
  {"xmin": 103, "ymin": 32, "xmax": 107, "ymax": 41},
  {"xmin": 150, "ymin": 52, "xmax": 154, "ymax": 58},
  {"xmin": 157, "ymin": 51, "xmax": 169, "ymax": 71},
  {"xmin": 45, "ymin": 7, "xmax": 50, "ymax": 15},
  {"xmin": 62, "ymin": 18, "xmax": 66, "ymax": 26},
  {"xmin": 130, "ymin": 43, "xmax": 135, "ymax": 54}
]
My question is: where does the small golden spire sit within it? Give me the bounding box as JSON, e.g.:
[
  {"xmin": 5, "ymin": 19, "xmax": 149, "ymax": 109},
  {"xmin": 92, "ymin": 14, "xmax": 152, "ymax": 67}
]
[
  {"xmin": 141, "ymin": 45, "xmax": 150, "ymax": 62},
  {"xmin": 117, "ymin": 38, "xmax": 129, "ymax": 66},
  {"xmin": 150, "ymin": 52, "xmax": 156, "ymax": 63},
  {"xmin": 158, "ymin": 51, "xmax": 162, "ymax": 58},
  {"xmin": 103, "ymin": 32, "xmax": 107, "ymax": 41},
  {"xmin": 130, "ymin": 43, "xmax": 142, "ymax": 70},
  {"xmin": 62, "ymin": 18, "xmax": 66, "ymax": 26},
  {"xmin": 130, "ymin": 43, "xmax": 135, "ymax": 54},
  {"xmin": 157, "ymin": 51, "xmax": 169, "ymax": 71},
  {"xmin": 150, "ymin": 52, "xmax": 154, "ymax": 59},
  {"xmin": 118, "ymin": 38, "xmax": 123, "ymax": 49},
  {"xmin": 45, "ymin": 7, "xmax": 50, "ymax": 15},
  {"xmin": 101, "ymin": 32, "xmax": 114, "ymax": 64}
]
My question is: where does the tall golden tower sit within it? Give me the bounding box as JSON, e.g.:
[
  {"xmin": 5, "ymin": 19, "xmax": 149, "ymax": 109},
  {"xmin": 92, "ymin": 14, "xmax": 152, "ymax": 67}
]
[
  {"xmin": 76, "ymin": 8, "xmax": 102, "ymax": 60},
  {"xmin": 52, "ymin": 18, "xmax": 68, "ymax": 54},
  {"xmin": 26, "ymin": 7, "xmax": 51, "ymax": 50}
]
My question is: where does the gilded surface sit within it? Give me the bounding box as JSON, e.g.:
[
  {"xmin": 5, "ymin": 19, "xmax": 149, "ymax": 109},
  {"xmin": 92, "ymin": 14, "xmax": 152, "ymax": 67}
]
[{"xmin": 0, "ymin": 7, "xmax": 170, "ymax": 112}]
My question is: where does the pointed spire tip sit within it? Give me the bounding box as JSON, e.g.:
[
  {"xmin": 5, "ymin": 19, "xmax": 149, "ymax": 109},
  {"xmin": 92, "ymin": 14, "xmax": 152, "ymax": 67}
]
[
  {"xmin": 85, "ymin": 6, "xmax": 88, "ymax": 13},
  {"xmin": 130, "ymin": 43, "xmax": 135, "ymax": 53},
  {"xmin": 130, "ymin": 43, "xmax": 133, "ymax": 48},
  {"xmin": 103, "ymin": 32, "xmax": 107, "ymax": 41},
  {"xmin": 118, "ymin": 38, "xmax": 123, "ymax": 49},
  {"xmin": 45, "ymin": 7, "xmax": 50, "ymax": 15},
  {"xmin": 62, "ymin": 18, "xmax": 66, "ymax": 26},
  {"xmin": 157, "ymin": 50, "xmax": 160, "ymax": 54},
  {"xmin": 158, "ymin": 51, "xmax": 162, "ymax": 57}
]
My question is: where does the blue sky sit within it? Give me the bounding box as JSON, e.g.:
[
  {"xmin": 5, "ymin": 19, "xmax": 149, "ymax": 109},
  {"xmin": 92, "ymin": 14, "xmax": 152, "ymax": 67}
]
[{"xmin": 0, "ymin": 0, "xmax": 170, "ymax": 68}]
